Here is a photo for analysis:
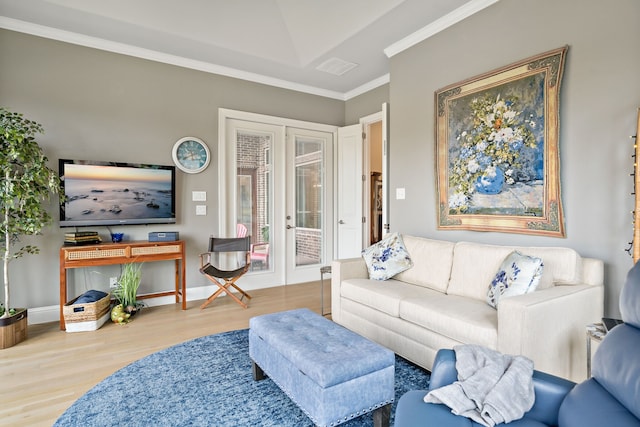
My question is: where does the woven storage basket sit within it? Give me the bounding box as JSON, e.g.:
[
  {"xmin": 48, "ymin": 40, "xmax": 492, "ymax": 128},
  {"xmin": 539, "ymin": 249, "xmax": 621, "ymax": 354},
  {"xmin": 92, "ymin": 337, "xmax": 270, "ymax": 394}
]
[{"xmin": 64, "ymin": 293, "xmax": 111, "ymax": 323}]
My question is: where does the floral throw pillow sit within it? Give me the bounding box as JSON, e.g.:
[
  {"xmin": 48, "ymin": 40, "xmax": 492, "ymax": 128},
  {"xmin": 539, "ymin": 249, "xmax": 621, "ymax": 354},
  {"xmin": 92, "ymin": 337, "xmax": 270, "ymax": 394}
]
[
  {"xmin": 362, "ymin": 232, "xmax": 413, "ymax": 280},
  {"xmin": 487, "ymin": 251, "xmax": 543, "ymax": 309}
]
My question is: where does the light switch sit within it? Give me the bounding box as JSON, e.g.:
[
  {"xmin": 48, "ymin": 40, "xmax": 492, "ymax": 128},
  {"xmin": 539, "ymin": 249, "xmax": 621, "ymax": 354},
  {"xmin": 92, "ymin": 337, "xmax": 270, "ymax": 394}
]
[
  {"xmin": 196, "ymin": 205, "xmax": 207, "ymax": 216},
  {"xmin": 192, "ymin": 191, "xmax": 207, "ymax": 201},
  {"xmin": 396, "ymin": 188, "xmax": 406, "ymax": 200}
]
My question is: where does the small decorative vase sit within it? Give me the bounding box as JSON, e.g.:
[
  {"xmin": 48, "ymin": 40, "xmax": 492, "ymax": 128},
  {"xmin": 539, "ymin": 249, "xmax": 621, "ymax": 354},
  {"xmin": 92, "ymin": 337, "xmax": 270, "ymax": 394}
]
[{"xmin": 475, "ymin": 166, "xmax": 505, "ymax": 195}]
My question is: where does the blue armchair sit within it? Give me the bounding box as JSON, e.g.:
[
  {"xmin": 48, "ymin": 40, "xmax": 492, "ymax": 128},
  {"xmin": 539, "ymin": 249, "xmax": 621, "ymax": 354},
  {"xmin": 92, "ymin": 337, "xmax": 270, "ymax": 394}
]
[{"xmin": 395, "ymin": 261, "xmax": 640, "ymax": 427}]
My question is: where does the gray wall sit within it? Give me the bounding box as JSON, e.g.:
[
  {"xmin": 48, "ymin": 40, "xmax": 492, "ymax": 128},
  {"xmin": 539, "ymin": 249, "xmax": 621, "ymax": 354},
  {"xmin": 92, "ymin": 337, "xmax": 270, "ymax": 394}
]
[
  {"xmin": 0, "ymin": 30, "xmax": 346, "ymax": 308},
  {"xmin": 388, "ymin": 0, "xmax": 640, "ymax": 317},
  {"xmin": 3, "ymin": 0, "xmax": 638, "ymax": 319},
  {"xmin": 345, "ymin": 84, "xmax": 389, "ymax": 124}
]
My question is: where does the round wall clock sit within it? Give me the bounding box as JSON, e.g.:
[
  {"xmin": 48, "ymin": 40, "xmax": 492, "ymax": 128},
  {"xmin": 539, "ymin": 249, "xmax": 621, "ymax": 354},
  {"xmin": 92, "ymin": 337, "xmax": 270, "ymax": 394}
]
[{"xmin": 172, "ymin": 137, "xmax": 210, "ymax": 174}]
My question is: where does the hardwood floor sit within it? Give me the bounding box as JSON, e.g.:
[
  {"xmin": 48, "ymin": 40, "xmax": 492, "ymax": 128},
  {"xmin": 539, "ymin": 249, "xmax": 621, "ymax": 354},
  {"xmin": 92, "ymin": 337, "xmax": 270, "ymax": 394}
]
[{"xmin": 0, "ymin": 281, "xmax": 329, "ymax": 426}]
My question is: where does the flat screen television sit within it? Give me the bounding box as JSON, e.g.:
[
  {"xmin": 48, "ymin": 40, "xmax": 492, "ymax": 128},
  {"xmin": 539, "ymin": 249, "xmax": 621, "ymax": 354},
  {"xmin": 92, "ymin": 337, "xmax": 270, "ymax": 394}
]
[{"xmin": 58, "ymin": 159, "xmax": 176, "ymax": 227}]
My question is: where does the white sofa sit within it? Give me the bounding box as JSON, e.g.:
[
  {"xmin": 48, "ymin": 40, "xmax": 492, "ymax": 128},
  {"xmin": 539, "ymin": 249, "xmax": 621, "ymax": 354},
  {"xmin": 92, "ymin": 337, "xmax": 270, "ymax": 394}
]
[{"xmin": 331, "ymin": 235, "xmax": 604, "ymax": 382}]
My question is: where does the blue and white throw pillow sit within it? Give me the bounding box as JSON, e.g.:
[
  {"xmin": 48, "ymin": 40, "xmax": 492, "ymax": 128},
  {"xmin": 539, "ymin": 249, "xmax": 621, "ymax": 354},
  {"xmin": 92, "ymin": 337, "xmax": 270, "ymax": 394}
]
[
  {"xmin": 362, "ymin": 232, "xmax": 413, "ymax": 280},
  {"xmin": 487, "ymin": 251, "xmax": 543, "ymax": 308}
]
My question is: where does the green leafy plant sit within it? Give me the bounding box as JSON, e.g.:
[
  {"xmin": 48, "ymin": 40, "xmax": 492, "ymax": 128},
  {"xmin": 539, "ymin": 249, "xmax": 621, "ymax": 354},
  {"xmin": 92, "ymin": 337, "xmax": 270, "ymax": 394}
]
[
  {"xmin": 112, "ymin": 262, "xmax": 143, "ymax": 311},
  {"xmin": 0, "ymin": 303, "xmax": 16, "ymax": 318},
  {"xmin": 1, "ymin": 107, "xmax": 62, "ymax": 319}
]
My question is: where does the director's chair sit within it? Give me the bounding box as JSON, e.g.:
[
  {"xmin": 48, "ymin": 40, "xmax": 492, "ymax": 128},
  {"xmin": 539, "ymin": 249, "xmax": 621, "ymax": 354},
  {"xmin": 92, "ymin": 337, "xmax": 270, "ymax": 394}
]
[{"xmin": 199, "ymin": 236, "xmax": 252, "ymax": 309}]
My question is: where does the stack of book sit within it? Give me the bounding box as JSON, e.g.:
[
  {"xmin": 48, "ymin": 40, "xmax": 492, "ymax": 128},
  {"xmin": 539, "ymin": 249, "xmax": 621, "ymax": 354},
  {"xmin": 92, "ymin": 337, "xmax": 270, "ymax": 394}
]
[{"xmin": 64, "ymin": 231, "xmax": 101, "ymax": 246}]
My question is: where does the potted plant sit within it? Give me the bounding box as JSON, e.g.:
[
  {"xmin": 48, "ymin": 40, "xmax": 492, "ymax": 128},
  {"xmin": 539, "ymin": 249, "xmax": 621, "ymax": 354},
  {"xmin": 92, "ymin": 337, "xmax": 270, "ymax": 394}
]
[
  {"xmin": 0, "ymin": 107, "xmax": 61, "ymax": 348},
  {"xmin": 111, "ymin": 262, "xmax": 143, "ymax": 324}
]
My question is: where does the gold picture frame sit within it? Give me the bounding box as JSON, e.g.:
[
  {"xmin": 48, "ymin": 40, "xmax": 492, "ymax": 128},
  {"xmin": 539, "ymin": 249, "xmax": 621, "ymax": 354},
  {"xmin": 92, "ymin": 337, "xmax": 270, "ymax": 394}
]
[{"xmin": 436, "ymin": 46, "xmax": 568, "ymax": 237}]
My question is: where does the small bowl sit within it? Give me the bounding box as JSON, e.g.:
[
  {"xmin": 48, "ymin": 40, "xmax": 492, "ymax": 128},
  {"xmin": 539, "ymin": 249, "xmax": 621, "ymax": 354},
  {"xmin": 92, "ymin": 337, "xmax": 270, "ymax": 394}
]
[{"xmin": 111, "ymin": 233, "xmax": 124, "ymax": 243}]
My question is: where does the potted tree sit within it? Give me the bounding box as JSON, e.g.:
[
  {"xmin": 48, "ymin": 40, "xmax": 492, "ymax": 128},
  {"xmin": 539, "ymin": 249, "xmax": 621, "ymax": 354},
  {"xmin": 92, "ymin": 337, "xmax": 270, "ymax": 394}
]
[{"xmin": 0, "ymin": 107, "xmax": 61, "ymax": 348}]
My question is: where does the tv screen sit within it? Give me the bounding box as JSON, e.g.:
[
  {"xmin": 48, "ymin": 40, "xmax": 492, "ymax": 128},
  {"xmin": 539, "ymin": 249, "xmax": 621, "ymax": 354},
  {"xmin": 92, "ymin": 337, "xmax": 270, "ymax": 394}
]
[{"xmin": 59, "ymin": 159, "xmax": 176, "ymax": 227}]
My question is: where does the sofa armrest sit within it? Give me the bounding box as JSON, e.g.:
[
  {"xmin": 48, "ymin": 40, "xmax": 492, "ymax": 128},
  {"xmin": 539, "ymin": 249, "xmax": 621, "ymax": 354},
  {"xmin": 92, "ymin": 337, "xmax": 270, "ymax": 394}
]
[
  {"xmin": 498, "ymin": 283, "xmax": 604, "ymax": 382},
  {"xmin": 528, "ymin": 370, "xmax": 576, "ymax": 426},
  {"xmin": 582, "ymin": 257, "xmax": 604, "ymax": 286},
  {"xmin": 428, "ymin": 349, "xmax": 575, "ymax": 426},
  {"xmin": 428, "ymin": 349, "xmax": 458, "ymax": 391},
  {"xmin": 332, "ymin": 257, "xmax": 368, "ymax": 280},
  {"xmin": 331, "ymin": 258, "xmax": 368, "ymax": 323}
]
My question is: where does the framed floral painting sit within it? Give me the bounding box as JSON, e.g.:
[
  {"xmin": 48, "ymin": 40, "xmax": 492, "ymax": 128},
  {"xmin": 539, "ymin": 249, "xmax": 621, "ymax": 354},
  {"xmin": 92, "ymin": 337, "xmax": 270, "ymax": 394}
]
[{"xmin": 436, "ymin": 46, "xmax": 568, "ymax": 237}]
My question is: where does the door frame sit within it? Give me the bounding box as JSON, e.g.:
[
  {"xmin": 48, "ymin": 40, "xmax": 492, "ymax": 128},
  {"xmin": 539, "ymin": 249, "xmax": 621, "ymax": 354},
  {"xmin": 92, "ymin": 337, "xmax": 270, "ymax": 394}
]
[
  {"xmin": 360, "ymin": 110, "xmax": 384, "ymax": 245},
  {"xmin": 218, "ymin": 108, "xmax": 337, "ymax": 285}
]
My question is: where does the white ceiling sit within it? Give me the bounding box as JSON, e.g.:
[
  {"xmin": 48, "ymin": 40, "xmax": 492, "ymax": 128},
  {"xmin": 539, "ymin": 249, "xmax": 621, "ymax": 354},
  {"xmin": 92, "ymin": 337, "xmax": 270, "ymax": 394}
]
[{"xmin": 0, "ymin": 0, "xmax": 498, "ymax": 99}]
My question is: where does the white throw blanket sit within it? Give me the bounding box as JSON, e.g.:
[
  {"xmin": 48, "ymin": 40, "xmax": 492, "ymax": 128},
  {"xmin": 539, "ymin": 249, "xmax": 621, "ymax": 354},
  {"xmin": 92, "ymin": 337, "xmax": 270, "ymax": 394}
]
[{"xmin": 424, "ymin": 345, "xmax": 534, "ymax": 427}]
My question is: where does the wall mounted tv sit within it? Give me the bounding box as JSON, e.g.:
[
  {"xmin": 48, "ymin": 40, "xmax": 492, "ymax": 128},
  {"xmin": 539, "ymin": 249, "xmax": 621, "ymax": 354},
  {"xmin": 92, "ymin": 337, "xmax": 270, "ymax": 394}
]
[{"xmin": 59, "ymin": 159, "xmax": 176, "ymax": 227}]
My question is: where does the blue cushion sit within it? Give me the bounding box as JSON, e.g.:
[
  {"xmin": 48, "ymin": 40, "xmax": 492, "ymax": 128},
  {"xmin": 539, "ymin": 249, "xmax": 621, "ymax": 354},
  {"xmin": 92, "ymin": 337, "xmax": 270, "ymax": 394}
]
[
  {"xmin": 591, "ymin": 324, "xmax": 640, "ymax": 420},
  {"xmin": 73, "ymin": 290, "xmax": 108, "ymax": 304},
  {"xmin": 559, "ymin": 378, "xmax": 640, "ymax": 427},
  {"xmin": 395, "ymin": 390, "xmax": 474, "ymax": 427},
  {"xmin": 395, "ymin": 390, "xmax": 551, "ymax": 427},
  {"xmin": 249, "ymin": 308, "xmax": 394, "ymax": 387},
  {"xmin": 620, "ymin": 261, "xmax": 640, "ymax": 328}
]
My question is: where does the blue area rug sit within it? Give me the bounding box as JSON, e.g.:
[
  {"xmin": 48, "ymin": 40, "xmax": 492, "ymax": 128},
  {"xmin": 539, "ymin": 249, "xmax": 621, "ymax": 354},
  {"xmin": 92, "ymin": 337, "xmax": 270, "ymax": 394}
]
[{"xmin": 54, "ymin": 329, "xmax": 430, "ymax": 426}]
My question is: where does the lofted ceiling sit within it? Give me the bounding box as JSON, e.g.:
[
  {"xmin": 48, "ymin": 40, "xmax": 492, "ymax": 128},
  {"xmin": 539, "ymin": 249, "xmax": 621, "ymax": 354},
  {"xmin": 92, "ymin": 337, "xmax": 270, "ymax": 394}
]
[{"xmin": 0, "ymin": 0, "xmax": 498, "ymax": 99}]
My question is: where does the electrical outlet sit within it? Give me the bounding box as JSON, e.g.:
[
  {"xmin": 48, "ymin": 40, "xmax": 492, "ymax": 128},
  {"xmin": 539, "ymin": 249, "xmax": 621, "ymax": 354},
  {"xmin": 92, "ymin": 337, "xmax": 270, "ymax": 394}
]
[{"xmin": 109, "ymin": 277, "xmax": 118, "ymax": 288}]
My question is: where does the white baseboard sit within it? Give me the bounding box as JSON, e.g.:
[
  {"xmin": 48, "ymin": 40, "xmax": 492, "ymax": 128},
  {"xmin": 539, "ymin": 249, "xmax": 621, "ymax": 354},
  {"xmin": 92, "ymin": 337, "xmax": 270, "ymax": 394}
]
[
  {"xmin": 28, "ymin": 284, "xmax": 219, "ymax": 325},
  {"xmin": 27, "ymin": 305, "xmax": 60, "ymax": 325}
]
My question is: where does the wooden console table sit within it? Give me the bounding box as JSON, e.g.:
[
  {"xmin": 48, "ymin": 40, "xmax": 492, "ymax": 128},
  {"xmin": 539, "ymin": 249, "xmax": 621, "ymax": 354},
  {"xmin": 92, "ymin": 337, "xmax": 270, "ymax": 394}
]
[{"xmin": 59, "ymin": 240, "xmax": 186, "ymax": 330}]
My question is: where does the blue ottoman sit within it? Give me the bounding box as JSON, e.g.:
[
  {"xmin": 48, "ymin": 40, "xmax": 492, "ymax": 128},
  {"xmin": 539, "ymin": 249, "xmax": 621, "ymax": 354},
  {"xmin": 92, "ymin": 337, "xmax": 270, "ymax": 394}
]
[{"xmin": 249, "ymin": 308, "xmax": 395, "ymax": 427}]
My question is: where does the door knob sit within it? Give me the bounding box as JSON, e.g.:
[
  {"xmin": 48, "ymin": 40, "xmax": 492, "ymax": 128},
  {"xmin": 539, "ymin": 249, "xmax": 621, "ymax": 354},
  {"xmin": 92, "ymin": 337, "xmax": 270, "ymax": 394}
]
[
  {"xmin": 286, "ymin": 225, "xmax": 296, "ymax": 229},
  {"xmin": 338, "ymin": 220, "xmax": 345, "ymax": 224}
]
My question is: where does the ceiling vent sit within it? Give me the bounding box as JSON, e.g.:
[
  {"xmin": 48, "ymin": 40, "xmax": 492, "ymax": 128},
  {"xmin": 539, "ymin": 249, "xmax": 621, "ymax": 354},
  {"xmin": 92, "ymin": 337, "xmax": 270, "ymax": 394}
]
[{"xmin": 316, "ymin": 57, "xmax": 358, "ymax": 76}]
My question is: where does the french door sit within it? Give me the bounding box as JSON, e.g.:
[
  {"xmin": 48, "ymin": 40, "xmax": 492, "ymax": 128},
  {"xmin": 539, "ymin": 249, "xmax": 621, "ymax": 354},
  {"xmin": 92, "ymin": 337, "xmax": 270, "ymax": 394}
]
[{"xmin": 219, "ymin": 110, "xmax": 334, "ymax": 287}]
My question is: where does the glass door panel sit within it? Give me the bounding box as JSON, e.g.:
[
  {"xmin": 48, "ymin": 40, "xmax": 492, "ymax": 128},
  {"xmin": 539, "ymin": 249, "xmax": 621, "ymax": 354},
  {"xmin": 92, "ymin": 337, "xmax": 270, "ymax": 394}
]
[
  {"xmin": 286, "ymin": 128, "xmax": 333, "ymax": 284},
  {"xmin": 235, "ymin": 130, "xmax": 273, "ymax": 273},
  {"xmin": 294, "ymin": 138, "xmax": 323, "ymax": 267}
]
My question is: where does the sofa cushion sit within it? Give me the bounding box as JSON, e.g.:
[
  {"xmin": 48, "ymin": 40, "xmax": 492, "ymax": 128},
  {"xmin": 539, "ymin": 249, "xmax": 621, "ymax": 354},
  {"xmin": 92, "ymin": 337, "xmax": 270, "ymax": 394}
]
[
  {"xmin": 341, "ymin": 278, "xmax": 438, "ymax": 318},
  {"xmin": 592, "ymin": 324, "xmax": 640, "ymax": 420},
  {"xmin": 514, "ymin": 246, "xmax": 583, "ymax": 289},
  {"xmin": 620, "ymin": 260, "xmax": 640, "ymax": 328},
  {"xmin": 487, "ymin": 251, "xmax": 543, "ymax": 308},
  {"xmin": 399, "ymin": 294, "xmax": 498, "ymax": 348},
  {"xmin": 361, "ymin": 232, "xmax": 413, "ymax": 280},
  {"xmin": 558, "ymin": 378, "xmax": 640, "ymax": 427},
  {"xmin": 394, "ymin": 235, "xmax": 455, "ymax": 293},
  {"xmin": 448, "ymin": 242, "xmax": 583, "ymax": 302}
]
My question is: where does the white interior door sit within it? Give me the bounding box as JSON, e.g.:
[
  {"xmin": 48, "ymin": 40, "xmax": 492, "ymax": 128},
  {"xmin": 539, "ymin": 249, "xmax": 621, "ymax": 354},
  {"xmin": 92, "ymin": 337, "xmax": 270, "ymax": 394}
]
[
  {"xmin": 336, "ymin": 124, "xmax": 363, "ymax": 259},
  {"xmin": 335, "ymin": 104, "xmax": 389, "ymax": 259}
]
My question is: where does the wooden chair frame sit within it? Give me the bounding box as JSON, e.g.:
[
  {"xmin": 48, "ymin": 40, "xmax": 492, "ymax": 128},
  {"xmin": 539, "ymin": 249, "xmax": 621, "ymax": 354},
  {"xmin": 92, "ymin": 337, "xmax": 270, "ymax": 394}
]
[{"xmin": 199, "ymin": 237, "xmax": 252, "ymax": 309}]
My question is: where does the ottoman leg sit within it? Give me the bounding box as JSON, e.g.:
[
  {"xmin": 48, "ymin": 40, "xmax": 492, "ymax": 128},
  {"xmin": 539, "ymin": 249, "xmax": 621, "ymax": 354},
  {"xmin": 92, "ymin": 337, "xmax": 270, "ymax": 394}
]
[
  {"xmin": 373, "ymin": 403, "xmax": 391, "ymax": 427},
  {"xmin": 252, "ymin": 360, "xmax": 266, "ymax": 381}
]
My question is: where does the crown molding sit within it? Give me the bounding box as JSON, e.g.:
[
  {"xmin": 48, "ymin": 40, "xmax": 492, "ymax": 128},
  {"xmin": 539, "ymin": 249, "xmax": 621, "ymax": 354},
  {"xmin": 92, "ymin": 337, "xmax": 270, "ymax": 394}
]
[
  {"xmin": 0, "ymin": 16, "xmax": 347, "ymax": 100},
  {"xmin": 1, "ymin": 1, "xmax": 497, "ymax": 102},
  {"xmin": 384, "ymin": 0, "xmax": 500, "ymax": 58},
  {"xmin": 343, "ymin": 74, "xmax": 390, "ymax": 101}
]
